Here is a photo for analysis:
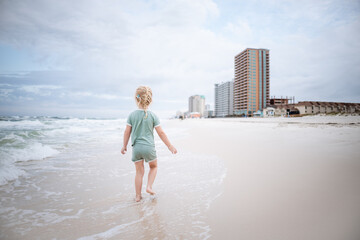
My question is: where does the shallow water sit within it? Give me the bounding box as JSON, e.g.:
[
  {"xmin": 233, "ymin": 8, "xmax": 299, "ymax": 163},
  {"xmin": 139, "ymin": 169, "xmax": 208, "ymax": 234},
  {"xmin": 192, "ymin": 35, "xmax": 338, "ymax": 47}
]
[{"xmin": 0, "ymin": 117, "xmax": 226, "ymax": 239}]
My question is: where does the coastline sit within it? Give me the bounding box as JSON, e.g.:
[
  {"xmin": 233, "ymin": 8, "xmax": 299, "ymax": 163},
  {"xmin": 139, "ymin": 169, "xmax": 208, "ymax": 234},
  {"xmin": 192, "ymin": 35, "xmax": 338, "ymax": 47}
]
[
  {"xmin": 0, "ymin": 117, "xmax": 225, "ymax": 239},
  {"xmin": 1, "ymin": 116, "xmax": 359, "ymax": 239}
]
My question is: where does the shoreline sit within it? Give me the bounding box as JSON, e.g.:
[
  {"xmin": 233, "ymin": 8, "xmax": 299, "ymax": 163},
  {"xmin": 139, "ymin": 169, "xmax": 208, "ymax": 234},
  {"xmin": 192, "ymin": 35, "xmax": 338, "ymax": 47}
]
[
  {"xmin": 0, "ymin": 118, "xmax": 225, "ymax": 239},
  {"xmin": 0, "ymin": 116, "xmax": 359, "ymax": 239}
]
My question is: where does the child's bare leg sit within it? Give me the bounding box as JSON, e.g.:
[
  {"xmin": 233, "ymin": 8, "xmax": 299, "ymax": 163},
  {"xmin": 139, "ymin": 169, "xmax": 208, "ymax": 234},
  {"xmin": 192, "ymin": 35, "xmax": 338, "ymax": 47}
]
[
  {"xmin": 134, "ymin": 160, "xmax": 145, "ymax": 201},
  {"xmin": 146, "ymin": 160, "xmax": 157, "ymax": 195}
]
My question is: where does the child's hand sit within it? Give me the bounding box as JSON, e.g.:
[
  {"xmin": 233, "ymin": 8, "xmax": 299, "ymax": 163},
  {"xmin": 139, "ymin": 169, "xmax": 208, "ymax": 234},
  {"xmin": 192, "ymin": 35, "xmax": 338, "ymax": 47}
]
[
  {"xmin": 168, "ymin": 145, "xmax": 177, "ymax": 154},
  {"xmin": 121, "ymin": 146, "xmax": 127, "ymax": 154}
]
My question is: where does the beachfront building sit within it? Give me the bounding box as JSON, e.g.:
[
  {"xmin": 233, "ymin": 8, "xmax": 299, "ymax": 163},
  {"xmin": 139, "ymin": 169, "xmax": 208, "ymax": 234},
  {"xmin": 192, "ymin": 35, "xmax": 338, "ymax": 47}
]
[
  {"xmin": 270, "ymin": 96, "xmax": 295, "ymax": 105},
  {"xmin": 271, "ymin": 105, "xmax": 299, "ymax": 116},
  {"xmin": 234, "ymin": 48, "xmax": 270, "ymax": 116},
  {"xmin": 205, "ymin": 104, "xmax": 211, "ymax": 113},
  {"xmin": 215, "ymin": 81, "xmax": 234, "ymax": 117},
  {"xmin": 189, "ymin": 95, "xmax": 205, "ymax": 117},
  {"xmin": 175, "ymin": 110, "xmax": 185, "ymax": 119},
  {"xmin": 263, "ymin": 101, "xmax": 360, "ymax": 116},
  {"xmin": 204, "ymin": 104, "xmax": 215, "ymax": 118},
  {"xmin": 263, "ymin": 107, "xmax": 275, "ymax": 117},
  {"xmin": 206, "ymin": 110, "xmax": 215, "ymax": 118},
  {"xmin": 295, "ymin": 101, "xmax": 360, "ymax": 115},
  {"xmin": 189, "ymin": 112, "xmax": 201, "ymax": 118}
]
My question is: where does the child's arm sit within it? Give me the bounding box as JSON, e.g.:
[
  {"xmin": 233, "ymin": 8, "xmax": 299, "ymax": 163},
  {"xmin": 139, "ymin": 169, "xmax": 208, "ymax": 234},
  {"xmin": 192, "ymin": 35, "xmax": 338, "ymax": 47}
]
[
  {"xmin": 121, "ymin": 125, "xmax": 132, "ymax": 154},
  {"xmin": 155, "ymin": 126, "xmax": 177, "ymax": 154}
]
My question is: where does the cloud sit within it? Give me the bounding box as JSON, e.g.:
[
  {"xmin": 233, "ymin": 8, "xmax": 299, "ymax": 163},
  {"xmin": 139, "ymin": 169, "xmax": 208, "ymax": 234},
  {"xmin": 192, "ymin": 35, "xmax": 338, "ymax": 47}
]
[
  {"xmin": 222, "ymin": 0, "xmax": 360, "ymax": 102},
  {"xmin": 20, "ymin": 85, "xmax": 62, "ymax": 95},
  {"xmin": 0, "ymin": 88, "xmax": 13, "ymax": 98},
  {"xmin": 71, "ymin": 91, "xmax": 132, "ymax": 100},
  {"xmin": 0, "ymin": 0, "xmax": 359, "ymax": 117}
]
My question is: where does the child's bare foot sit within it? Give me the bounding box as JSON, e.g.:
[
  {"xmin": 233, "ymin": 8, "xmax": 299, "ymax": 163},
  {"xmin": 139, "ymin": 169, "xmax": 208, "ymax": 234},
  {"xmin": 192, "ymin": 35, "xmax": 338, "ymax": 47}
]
[
  {"xmin": 146, "ymin": 187, "xmax": 156, "ymax": 195},
  {"xmin": 135, "ymin": 195, "xmax": 142, "ymax": 202}
]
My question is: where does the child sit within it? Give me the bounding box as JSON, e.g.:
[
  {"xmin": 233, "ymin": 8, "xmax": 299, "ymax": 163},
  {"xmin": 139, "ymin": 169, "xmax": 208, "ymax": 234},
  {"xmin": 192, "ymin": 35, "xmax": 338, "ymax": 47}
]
[{"xmin": 121, "ymin": 86, "xmax": 177, "ymax": 202}]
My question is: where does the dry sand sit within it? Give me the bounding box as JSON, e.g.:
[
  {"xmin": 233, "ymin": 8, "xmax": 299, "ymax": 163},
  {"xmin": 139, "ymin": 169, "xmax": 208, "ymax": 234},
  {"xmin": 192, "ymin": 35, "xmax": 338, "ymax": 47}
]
[{"xmin": 171, "ymin": 116, "xmax": 360, "ymax": 240}]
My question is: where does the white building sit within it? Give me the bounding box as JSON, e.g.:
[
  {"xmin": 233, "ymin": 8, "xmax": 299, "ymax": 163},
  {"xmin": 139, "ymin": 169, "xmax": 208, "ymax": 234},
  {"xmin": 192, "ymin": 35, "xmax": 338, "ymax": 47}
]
[
  {"xmin": 295, "ymin": 101, "xmax": 359, "ymax": 115},
  {"xmin": 204, "ymin": 104, "xmax": 215, "ymax": 118},
  {"xmin": 215, "ymin": 81, "xmax": 234, "ymax": 117},
  {"xmin": 263, "ymin": 107, "xmax": 275, "ymax": 117},
  {"xmin": 189, "ymin": 95, "xmax": 206, "ymax": 117}
]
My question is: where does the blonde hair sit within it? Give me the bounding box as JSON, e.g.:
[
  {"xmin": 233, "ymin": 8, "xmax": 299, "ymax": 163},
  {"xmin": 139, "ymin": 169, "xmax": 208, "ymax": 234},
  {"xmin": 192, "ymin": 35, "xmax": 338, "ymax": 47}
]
[{"xmin": 135, "ymin": 86, "xmax": 153, "ymax": 118}]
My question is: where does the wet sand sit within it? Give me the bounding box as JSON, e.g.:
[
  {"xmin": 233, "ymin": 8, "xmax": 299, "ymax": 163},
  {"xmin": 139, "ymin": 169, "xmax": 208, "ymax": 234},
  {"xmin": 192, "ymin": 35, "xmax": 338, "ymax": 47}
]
[
  {"xmin": 0, "ymin": 119, "xmax": 225, "ymax": 239},
  {"xmin": 172, "ymin": 116, "xmax": 360, "ymax": 240}
]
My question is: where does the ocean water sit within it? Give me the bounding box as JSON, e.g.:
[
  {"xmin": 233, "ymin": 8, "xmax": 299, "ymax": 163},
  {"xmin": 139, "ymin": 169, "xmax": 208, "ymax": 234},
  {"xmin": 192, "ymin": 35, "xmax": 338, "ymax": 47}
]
[
  {"xmin": 0, "ymin": 116, "xmax": 123, "ymax": 185},
  {"xmin": 0, "ymin": 116, "xmax": 226, "ymax": 239}
]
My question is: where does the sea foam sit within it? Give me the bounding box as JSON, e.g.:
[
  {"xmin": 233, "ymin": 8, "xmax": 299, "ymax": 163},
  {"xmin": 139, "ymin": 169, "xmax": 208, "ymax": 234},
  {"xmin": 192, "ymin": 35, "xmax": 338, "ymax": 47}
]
[
  {"xmin": 0, "ymin": 142, "xmax": 59, "ymax": 185},
  {"xmin": 1, "ymin": 142, "xmax": 59, "ymax": 163},
  {"xmin": 0, "ymin": 116, "xmax": 126, "ymax": 186},
  {"xmin": 0, "ymin": 162, "xmax": 25, "ymax": 186}
]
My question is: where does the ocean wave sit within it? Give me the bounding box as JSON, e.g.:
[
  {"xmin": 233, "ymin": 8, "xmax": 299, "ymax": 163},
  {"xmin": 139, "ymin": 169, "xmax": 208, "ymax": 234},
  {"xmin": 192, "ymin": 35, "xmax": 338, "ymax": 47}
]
[
  {"xmin": 0, "ymin": 142, "xmax": 59, "ymax": 185},
  {"xmin": 0, "ymin": 116, "xmax": 126, "ymax": 186},
  {"xmin": 0, "ymin": 119, "xmax": 46, "ymax": 128},
  {"xmin": 1, "ymin": 142, "xmax": 59, "ymax": 163},
  {"xmin": 0, "ymin": 162, "xmax": 26, "ymax": 186},
  {"xmin": 0, "ymin": 130, "xmax": 45, "ymax": 148},
  {"xmin": 44, "ymin": 126, "xmax": 91, "ymax": 137}
]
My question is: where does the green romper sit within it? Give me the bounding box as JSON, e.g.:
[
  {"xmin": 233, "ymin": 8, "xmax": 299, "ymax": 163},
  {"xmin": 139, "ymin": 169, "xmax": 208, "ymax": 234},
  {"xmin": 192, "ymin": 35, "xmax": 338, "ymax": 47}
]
[{"xmin": 127, "ymin": 110, "xmax": 160, "ymax": 162}]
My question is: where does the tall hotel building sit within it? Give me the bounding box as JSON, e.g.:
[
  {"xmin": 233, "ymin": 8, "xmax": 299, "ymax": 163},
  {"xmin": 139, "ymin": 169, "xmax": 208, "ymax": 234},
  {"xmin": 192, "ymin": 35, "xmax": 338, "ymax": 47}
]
[
  {"xmin": 234, "ymin": 48, "xmax": 270, "ymax": 115},
  {"xmin": 188, "ymin": 95, "xmax": 206, "ymax": 117},
  {"xmin": 215, "ymin": 81, "xmax": 234, "ymax": 117}
]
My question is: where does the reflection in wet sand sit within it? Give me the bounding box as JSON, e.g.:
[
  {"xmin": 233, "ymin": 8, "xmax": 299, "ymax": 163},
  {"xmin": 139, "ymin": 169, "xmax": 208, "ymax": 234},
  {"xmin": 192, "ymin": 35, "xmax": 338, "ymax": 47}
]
[{"xmin": 0, "ymin": 119, "xmax": 225, "ymax": 239}]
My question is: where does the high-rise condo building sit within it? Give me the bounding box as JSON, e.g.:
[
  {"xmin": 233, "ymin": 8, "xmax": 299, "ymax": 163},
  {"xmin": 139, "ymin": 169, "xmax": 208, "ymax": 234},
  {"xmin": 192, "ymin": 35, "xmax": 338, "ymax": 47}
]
[
  {"xmin": 234, "ymin": 48, "xmax": 269, "ymax": 115},
  {"xmin": 215, "ymin": 81, "xmax": 234, "ymax": 117},
  {"xmin": 188, "ymin": 95, "xmax": 205, "ymax": 117}
]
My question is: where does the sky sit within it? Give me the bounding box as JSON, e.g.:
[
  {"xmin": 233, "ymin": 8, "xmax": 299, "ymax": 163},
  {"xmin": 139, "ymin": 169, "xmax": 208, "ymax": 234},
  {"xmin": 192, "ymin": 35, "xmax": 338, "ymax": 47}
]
[{"xmin": 0, "ymin": 0, "xmax": 359, "ymax": 118}]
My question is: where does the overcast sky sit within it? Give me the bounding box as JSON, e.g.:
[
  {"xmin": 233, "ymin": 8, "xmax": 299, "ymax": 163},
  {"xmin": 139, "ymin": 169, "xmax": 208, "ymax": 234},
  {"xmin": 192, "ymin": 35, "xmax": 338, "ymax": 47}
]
[{"xmin": 0, "ymin": 0, "xmax": 359, "ymax": 118}]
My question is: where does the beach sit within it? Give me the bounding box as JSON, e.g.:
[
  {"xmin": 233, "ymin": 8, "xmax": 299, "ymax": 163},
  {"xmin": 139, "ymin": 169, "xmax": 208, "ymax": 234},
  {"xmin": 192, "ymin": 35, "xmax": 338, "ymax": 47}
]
[
  {"xmin": 173, "ymin": 116, "xmax": 360, "ymax": 240},
  {"xmin": 1, "ymin": 116, "xmax": 360, "ymax": 239}
]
